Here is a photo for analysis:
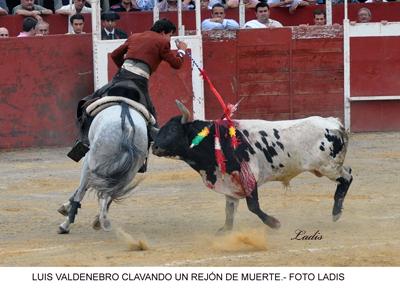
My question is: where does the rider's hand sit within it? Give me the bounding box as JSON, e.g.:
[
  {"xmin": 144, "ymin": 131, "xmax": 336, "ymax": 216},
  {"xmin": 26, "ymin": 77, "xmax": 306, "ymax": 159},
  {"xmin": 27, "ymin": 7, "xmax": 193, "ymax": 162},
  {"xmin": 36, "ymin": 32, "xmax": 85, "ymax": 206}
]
[{"xmin": 176, "ymin": 40, "xmax": 188, "ymax": 51}]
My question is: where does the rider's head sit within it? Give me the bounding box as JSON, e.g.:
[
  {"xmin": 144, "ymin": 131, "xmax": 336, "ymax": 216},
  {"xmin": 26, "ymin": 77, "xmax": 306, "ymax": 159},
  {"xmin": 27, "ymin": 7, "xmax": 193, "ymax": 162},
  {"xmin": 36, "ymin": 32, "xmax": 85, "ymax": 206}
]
[
  {"xmin": 151, "ymin": 19, "xmax": 176, "ymax": 34},
  {"xmin": 151, "ymin": 19, "xmax": 176, "ymax": 42}
]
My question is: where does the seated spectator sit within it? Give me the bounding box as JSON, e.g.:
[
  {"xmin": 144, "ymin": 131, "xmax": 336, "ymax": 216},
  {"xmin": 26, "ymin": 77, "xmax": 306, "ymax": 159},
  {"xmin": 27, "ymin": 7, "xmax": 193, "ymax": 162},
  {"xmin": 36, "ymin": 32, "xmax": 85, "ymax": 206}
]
[
  {"xmin": 201, "ymin": 3, "xmax": 239, "ymax": 31},
  {"xmin": 357, "ymin": 7, "xmax": 372, "ymax": 23},
  {"xmin": 268, "ymin": 0, "xmax": 314, "ymax": 15},
  {"xmin": 35, "ymin": 20, "xmax": 50, "ymax": 35},
  {"xmin": 207, "ymin": 0, "xmax": 240, "ymax": 9},
  {"xmin": 57, "ymin": 0, "xmax": 91, "ymax": 32},
  {"xmin": 313, "ymin": 8, "xmax": 326, "ymax": 25},
  {"xmin": 17, "ymin": 16, "xmax": 38, "ymax": 37},
  {"xmin": 12, "ymin": 0, "xmax": 53, "ymax": 19},
  {"xmin": 244, "ymin": 2, "xmax": 283, "ymax": 28},
  {"xmin": 166, "ymin": 0, "xmax": 196, "ymax": 10},
  {"xmin": 110, "ymin": 0, "xmax": 141, "ymax": 11},
  {"xmin": 101, "ymin": 11, "xmax": 128, "ymax": 39},
  {"xmin": 136, "ymin": 0, "xmax": 168, "ymax": 11},
  {"xmin": 67, "ymin": 13, "xmax": 85, "ymax": 34},
  {"xmin": 0, "ymin": 0, "xmax": 8, "ymax": 15},
  {"xmin": 36, "ymin": 0, "xmax": 62, "ymax": 10},
  {"xmin": 0, "ymin": 26, "xmax": 9, "ymax": 37},
  {"xmin": 182, "ymin": 0, "xmax": 196, "ymax": 10},
  {"xmin": 56, "ymin": 0, "xmax": 92, "ymax": 15}
]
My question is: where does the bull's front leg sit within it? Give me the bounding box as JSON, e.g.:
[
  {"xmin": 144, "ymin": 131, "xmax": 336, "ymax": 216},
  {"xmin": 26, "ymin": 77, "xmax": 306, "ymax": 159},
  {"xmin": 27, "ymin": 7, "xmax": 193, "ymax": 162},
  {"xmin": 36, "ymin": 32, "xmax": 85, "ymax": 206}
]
[
  {"xmin": 246, "ymin": 186, "xmax": 281, "ymax": 229},
  {"xmin": 217, "ymin": 196, "xmax": 239, "ymax": 234}
]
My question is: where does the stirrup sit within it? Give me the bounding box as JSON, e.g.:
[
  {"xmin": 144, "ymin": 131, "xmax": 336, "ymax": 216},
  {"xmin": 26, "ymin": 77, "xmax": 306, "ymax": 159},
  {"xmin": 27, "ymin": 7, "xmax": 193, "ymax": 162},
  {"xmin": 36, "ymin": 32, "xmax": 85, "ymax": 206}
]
[
  {"xmin": 67, "ymin": 140, "xmax": 90, "ymax": 162},
  {"xmin": 138, "ymin": 158, "xmax": 148, "ymax": 173}
]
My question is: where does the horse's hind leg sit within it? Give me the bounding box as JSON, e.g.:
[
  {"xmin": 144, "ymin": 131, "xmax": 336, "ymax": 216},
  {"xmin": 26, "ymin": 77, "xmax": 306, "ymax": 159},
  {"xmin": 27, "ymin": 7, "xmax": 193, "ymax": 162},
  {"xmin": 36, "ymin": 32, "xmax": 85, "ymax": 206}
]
[
  {"xmin": 94, "ymin": 195, "xmax": 113, "ymax": 231},
  {"xmin": 58, "ymin": 160, "xmax": 90, "ymax": 234},
  {"xmin": 332, "ymin": 166, "xmax": 353, "ymax": 221},
  {"xmin": 246, "ymin": 186, "xmax": 281, "ymax": 229},
  {"xmin": 92, "ymin": 196, "xmax": 113, "ymax": 230}
]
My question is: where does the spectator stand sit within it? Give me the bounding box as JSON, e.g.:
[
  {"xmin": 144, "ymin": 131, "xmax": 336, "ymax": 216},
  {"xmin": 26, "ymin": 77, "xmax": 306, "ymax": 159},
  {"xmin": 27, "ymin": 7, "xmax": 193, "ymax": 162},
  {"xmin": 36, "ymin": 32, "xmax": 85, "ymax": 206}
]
[
  {"xmin": 91, "ymin": 0, "xmax": 205, "ymax": 119},
  {"xmin": 343, "ymin": 0, "xmax": 400, "ymax": 131}
]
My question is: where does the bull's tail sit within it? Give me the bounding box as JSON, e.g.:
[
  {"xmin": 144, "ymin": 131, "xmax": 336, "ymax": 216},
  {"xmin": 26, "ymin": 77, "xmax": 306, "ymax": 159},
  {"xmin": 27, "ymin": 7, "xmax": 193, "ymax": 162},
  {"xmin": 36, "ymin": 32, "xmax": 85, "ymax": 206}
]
[
  {"xmin": 324, "ymin": 117, "xmax": 349, "ymax": 161},
  {"xmin": 89, "ymin": 103, "xmax": 145, "ymax": 200},
  {"xmin": 338, "ymin": 121, "xmax": 349, "ymax": 159}
]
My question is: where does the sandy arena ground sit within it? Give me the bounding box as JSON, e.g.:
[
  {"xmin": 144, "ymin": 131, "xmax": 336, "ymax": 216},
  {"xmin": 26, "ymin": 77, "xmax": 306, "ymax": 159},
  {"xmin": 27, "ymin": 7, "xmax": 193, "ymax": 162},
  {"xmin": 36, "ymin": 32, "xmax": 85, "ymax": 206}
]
[{"xmin": 0, "ymin": 132, "xmax": 399, "ymax": 267}]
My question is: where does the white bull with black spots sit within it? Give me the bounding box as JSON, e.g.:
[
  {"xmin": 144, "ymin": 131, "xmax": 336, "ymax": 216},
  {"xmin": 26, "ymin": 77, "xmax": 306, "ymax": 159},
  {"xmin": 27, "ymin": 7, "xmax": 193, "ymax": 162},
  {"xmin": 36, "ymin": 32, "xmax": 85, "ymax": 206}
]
[{"xmin": 152, "ymin": 101, "xmax": 353, "ymax": 232}]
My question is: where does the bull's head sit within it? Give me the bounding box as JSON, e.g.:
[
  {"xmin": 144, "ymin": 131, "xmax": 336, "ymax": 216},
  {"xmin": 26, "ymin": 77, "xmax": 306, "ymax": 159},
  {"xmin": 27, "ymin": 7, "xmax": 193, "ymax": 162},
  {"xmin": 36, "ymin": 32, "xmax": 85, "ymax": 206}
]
[{"xmin": 152, "ymin": 100, "xmax": 191, "ymax": 158}]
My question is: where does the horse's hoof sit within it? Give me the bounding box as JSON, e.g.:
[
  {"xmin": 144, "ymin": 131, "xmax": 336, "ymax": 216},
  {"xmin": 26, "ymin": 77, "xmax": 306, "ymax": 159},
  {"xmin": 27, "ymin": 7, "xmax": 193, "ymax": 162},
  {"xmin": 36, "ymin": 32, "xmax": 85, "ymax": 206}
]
[
  {"xmin": 332, "ymin": 212, "xmax": 342, "ymax": 222},
  {"xmin": 266, "ymin": 216, "xmax": 281, "ymax": 229},
  {"xmin": 57, "ymin": 204, "xmax": 69, "ymax": 216},
  {"xmin": 101, "ymin": 218, "xmax": 112, "ymax": 231},
  {"xmin": 92, "ymin": 215, "xmax": 101, "ymax": 230},
  {"xmin": 58, "ymin": 226, "xmax": 70, "ymax": 234}
]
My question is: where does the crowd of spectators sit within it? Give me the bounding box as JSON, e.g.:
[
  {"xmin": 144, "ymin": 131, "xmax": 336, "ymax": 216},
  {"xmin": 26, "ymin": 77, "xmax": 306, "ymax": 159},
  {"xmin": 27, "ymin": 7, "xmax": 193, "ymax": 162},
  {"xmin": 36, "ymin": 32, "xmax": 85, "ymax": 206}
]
[{"xmin": 0, "ymin": 0, "xmax": 397, "ymax": 38}]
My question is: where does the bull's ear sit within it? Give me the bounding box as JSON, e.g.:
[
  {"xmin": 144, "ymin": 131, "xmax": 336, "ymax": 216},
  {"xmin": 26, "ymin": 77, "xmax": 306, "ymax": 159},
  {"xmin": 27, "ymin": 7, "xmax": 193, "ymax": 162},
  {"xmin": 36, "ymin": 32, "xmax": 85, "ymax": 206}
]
[{"xmin": 175, "ymin": 100, "xmax": 191, "ymax": 124}]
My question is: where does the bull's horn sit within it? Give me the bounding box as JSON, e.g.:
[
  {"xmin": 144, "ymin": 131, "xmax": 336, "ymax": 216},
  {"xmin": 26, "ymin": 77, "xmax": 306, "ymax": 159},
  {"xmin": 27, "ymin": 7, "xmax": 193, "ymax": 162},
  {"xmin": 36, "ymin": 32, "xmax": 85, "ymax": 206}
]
[{"xmin": 175, "ymin": 100, "xmax": 190, "ymax": 124}]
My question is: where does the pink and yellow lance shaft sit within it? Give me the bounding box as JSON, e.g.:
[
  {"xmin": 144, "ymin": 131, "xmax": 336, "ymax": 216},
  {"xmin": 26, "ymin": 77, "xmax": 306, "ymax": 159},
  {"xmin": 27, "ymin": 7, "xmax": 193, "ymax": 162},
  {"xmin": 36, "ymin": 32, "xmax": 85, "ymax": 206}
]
[{"xmin": 190, "ymin": 127, "xmax": 210, "ymax": 148}]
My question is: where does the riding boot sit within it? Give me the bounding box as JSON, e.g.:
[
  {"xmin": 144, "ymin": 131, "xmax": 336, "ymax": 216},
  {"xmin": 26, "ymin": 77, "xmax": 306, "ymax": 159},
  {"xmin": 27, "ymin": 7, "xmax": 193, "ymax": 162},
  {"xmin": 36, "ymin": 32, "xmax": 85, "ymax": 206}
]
[
  {"xmin": 137, "ymin": 123, "xmax": 158, "ymax": 173},
  {"xmin": 67, "ymin": 140, "xmax": 90, "ymax": 162},
  {"xmin": 67, "ymin": 116, "xmax": 92, "ymax": 162},
  {"xmin": 138, "ymin": 158, "xmax": 148, "ymax": 173}
]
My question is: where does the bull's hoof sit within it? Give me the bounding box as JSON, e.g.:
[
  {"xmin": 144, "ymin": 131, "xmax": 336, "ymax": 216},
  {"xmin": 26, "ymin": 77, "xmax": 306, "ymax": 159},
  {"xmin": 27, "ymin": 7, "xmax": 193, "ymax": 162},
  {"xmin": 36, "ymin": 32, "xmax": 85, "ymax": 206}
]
[
  {"xmin": 332, "ymin": 212, "xmax": 342, "ymax": 222},
  {"xmin": 265, "ymin": 216, "xmax": 281, "ymax": 229},
  {"xmin": 92, "ymin": 215, "xmax": 101, "ymax": 230},
  {"xmin": 332, "ymin": 198, "xmax": 344, "ymax": 222},
  {"xmin": 57, "ymin": 204, "xmax": 69, "ymax": 216},
  {"xmin": 216, "ymin": 226, "xmax": 233, "ymax": 236},
  {"xmin": 57, "ymin": 226, "xmax": 70, "ymax": 234}
]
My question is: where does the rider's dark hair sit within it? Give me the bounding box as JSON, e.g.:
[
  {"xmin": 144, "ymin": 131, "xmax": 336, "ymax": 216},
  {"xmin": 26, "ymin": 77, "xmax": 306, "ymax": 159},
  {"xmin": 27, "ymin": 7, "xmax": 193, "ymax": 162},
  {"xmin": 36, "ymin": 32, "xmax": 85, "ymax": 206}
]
[{"xmin": 150, "ymin": 18, "xmax": 176, "ymax": 34}]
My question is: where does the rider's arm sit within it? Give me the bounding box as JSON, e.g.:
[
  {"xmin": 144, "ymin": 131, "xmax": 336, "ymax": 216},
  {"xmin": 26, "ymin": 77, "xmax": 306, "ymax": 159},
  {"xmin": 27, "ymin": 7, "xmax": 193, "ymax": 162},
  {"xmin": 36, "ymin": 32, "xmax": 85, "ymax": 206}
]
[{"xmin": 111, "ymin": 41, "xmax": 129, "ymax": 67}]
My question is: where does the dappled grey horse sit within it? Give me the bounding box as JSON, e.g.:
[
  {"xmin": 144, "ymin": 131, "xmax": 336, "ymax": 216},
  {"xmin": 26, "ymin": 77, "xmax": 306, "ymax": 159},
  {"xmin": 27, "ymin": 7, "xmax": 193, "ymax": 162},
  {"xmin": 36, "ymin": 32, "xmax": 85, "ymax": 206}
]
[{"xmin": 58, "ymin": 101, "xmax": 151, "ymax": 234}]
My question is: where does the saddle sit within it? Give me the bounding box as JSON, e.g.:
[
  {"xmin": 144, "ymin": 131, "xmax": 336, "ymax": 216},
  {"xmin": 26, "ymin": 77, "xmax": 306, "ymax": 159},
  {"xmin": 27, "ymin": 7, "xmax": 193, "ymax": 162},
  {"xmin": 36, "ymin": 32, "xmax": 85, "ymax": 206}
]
[{"xmin": 85, "ymin": 96, "xmax": 156, "ymax": 126}]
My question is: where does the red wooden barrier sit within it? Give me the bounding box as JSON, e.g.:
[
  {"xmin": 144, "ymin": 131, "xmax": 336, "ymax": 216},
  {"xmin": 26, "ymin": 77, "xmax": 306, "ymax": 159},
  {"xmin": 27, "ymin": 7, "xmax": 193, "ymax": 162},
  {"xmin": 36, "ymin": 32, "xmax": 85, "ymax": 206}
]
[
  {"xmin": 1, "ymin": 23, "xmax": 400, "ymax": 149},
  {"xmin": 0, "ymin": 34, "xmax": 93, "ymax": 148},
  {"xmin": 2, "ymin": 3, "xmax": 400, "ymax": 37}
]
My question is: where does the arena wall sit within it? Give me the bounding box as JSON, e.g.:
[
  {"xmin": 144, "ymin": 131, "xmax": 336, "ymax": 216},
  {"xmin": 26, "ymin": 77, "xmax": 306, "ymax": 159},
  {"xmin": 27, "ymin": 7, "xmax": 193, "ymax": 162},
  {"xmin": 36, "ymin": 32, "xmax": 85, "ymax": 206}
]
[
  {"xmin": 0, "ymin": 34, "xmax": 93, "ymax": 148},
  {"xmin": 2, "ymin": 3, "xmax": 400, "ymax": 37},
  {"xmin": 1, "ymin": 6, "xmax": 400, "ymax": 148}
]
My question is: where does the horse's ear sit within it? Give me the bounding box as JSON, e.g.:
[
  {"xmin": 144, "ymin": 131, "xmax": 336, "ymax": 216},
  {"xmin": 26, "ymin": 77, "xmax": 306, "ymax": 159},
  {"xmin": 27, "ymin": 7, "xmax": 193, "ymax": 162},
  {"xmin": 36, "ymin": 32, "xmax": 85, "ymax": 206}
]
[{"xmin": 175, "ymin": 100, "xmax": 190, "ymax": 124}]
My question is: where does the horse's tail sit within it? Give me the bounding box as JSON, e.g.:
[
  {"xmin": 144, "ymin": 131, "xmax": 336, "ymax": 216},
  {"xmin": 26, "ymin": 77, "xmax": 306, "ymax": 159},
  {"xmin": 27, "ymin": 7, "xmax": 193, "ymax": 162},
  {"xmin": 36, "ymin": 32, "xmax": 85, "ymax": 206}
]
[{"xmin": 90, "ymin": 103, "xmax": 145, "ymax": 199}]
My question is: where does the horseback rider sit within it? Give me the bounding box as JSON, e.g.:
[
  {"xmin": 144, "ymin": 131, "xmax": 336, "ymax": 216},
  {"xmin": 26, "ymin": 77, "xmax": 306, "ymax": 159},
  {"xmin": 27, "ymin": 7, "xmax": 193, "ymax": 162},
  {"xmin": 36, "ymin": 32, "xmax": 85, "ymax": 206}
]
[{"xmin": 67, "ymin": 18, "xmax": 188, "ymax": 171}]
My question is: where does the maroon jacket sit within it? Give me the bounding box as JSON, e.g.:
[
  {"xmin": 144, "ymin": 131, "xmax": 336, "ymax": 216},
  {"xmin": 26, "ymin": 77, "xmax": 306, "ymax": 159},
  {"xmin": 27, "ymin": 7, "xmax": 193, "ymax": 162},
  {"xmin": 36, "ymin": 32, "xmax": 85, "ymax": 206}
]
[{"xmin": 111, "ymin": 30, "xmax": 184, "ymax": 74}]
